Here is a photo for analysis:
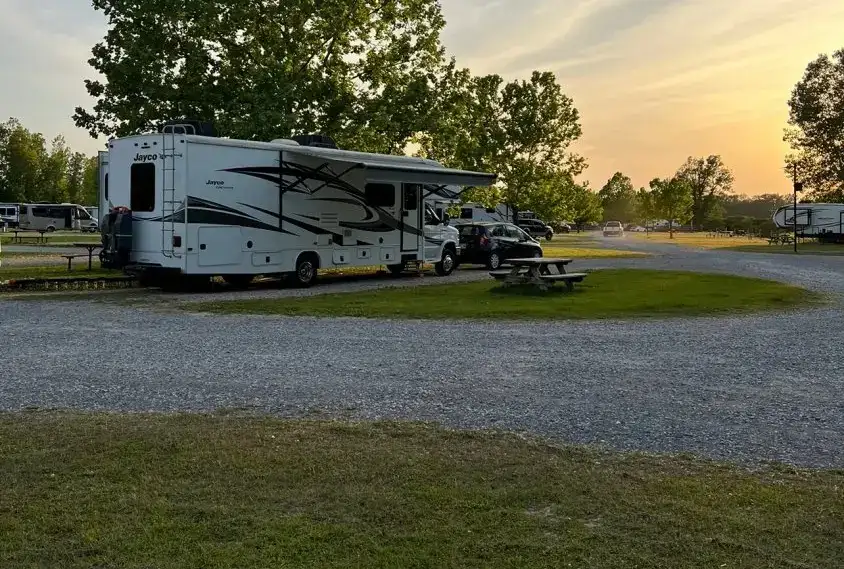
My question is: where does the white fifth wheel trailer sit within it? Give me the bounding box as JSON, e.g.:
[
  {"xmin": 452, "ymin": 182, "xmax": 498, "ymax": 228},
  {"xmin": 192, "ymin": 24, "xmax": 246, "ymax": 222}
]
[
  {"xmin": 97, "ymin": 150, "xmax": 110, "ymax": 225},
  {"xmin": 772, "ymin": 203, "xmax": 844, "ymax": 241},
  {"xmin": 99, "ymin": 122, "xmax": 497, "ymax": 288}
]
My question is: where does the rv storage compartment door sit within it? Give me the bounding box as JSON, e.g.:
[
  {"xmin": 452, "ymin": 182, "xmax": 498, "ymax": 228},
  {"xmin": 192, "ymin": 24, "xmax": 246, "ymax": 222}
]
[
  {"xmin": 197, "ymin": 226, "xmax": 242, "ymax": 266},
  {"xmin": 380, "ymin": 247, "xmax": 397, "ymax": 263},
  {"xmin": 332, "ymin": 249, "xmax": 350, "ymax": 265}
]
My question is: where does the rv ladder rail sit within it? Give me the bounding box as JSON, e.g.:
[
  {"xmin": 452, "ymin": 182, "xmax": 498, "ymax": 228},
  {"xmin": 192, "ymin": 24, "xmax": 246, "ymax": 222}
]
[{"xmin": 160, "ymin": 129, "xmax": 182, "ymax": 259}]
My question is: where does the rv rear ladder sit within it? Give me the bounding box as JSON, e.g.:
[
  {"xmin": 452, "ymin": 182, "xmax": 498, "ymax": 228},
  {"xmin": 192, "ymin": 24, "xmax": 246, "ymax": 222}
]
[{"xmin": 160, "ymin": 127, "xmax": 184, "ymax": 258}]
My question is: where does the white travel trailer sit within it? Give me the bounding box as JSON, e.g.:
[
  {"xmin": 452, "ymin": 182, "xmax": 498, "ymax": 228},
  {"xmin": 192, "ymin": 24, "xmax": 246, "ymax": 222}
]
[
  {"xmin": 100, "ymin": 122, "xmax": 497, "ymax": 288},
  {"xmin": 0, "ymin": 203, "xmax": 19, "ymax": 228},
  {"xmin": 773, "ymin": 203, "xmax": 844, "ymax": 241},
  {"xmin": 97, "ymin": 150, "xmax": 110, "ymax": 225}
]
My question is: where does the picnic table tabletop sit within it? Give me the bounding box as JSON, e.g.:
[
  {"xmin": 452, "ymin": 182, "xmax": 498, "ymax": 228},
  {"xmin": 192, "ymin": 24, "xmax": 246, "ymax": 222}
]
[
  {"xmin": 72, "ymin": 242, "xmax": 102, "ymax": 249},
  {"xmin": 507, "ymin": 257, "xmax": 573, "ymax": 265}
]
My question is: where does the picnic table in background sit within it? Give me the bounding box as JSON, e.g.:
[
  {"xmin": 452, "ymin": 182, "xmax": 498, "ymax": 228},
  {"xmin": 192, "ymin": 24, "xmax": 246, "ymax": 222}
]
[
  {"xmin": 10, "ymin": 230, "xmax": 49, "ymax": 244},
  {"xmin": 489, "ymin": 257, "xmax": 587, "ymax": 292}
]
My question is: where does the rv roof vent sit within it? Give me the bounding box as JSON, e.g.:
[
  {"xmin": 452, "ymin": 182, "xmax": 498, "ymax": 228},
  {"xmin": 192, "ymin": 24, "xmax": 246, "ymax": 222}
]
[
  {"xmin": 290, "ymin": 134, "xmax": 338, "ymax": 149},
  {"xmin": 158, "ymin": 119, "xmax": 218, "ymax": 137}
]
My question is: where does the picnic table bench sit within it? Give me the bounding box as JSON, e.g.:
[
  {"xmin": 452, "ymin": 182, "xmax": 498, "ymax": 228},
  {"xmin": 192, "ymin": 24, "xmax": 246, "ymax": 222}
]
[
  {"xmin": 72, "ymin": 242, "xmax": 103, "ymax": 270},
  {"xmin": 489, "ymin": 257, "xmax": 587, "ymax": 292}
]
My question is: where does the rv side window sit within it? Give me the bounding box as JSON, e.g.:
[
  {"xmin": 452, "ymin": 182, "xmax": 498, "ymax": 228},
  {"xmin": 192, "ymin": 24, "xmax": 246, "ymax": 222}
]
[
  {"xmin": 364, "ymin": 183, "xmax": 395, "ymax": 208},
  {"xmin": 403, "ymin": 184, "xmax": 419, "ymax": 211},
  {"xmin": 459, "ymin": 208, "xmax": 472, "ymax": 219},
  {"xmin": 104, "ymin": 173, "xmax": 109, "ymax": 201},
  {"xmin": 32, "ymin": 207, "xmax": 47, "ymax": 217},
  {"xmin": 131, "ymin": 163, "xmax": 156, "ymax": 212}
]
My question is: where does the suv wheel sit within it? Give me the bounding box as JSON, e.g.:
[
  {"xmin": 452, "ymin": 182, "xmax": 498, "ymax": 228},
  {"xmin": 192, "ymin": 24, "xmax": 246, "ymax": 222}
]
[{"xmin": 487, "ymin": 251, "xmax": 502, "ymax": 270}]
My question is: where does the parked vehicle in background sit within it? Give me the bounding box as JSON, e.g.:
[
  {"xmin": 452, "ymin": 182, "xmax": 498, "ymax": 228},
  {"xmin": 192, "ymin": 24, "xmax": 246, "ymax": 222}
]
[
  {"xmin": 17, "ymin": 203, "xmax": 98, "ymax": 232},
  {"xmin": 457, "ymin": 221, "xmax": 543, "ymax": 270},
  {"xmin": 552, "ymin": 221, "xmax": 571, "ymax": 233},
  {"xmin": 516, "ymin": 217, "xmax": 554, "ymax": 241},
  {"xmin": 603, "ymin": 220, "xmax": 624, "ymax": 237},
  {"xmin": 0, "ymin": 204, "xmax": 19, "ymax": 228}
]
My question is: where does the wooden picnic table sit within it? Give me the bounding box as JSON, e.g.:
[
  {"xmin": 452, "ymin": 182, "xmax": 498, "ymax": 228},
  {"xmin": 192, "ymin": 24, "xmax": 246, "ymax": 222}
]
[
  {"xmin": 10, "ymin": 230, "xmax": 49, "ymax": 244},
  {"xmin": 489, "ymin": 257, "xmax": 587, "ymax": 292},
  {"xmin": 71, "ymin": 242, "xmax": 103, "ymax": 271}
]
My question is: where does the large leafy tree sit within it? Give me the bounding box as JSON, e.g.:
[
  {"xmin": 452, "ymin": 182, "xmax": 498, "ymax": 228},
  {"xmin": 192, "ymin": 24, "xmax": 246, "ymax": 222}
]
[
  {"xmin": 650, "ymin": 177, "xmax": 693, "ymax": 239},
  {"xmin": 783, "ymin": 48, "xmax": 844, "ymax": 201},
  {"xmin": 634, "ymin": 187, "xmax": 656, "ymax": 234},
  {"xmin": 675, "ymin": 155, "xmax": 733, "ymax": 229},
  {"xmin": 0, "ymin": 118, "xmax": 47, "ymax": 203},
  {"xmin": 567, "ymin": 183, "xmax": 603, "ymax": 231},
  {"xmin": 416, "ymin": 70, "xmax": 585, "ymax": 216},
  {"xmin": 73, "ymin": 0, "xmax": 448, "ymax": 153},
  {"xmin": 597, "ymin": 171, "xmax": 636, "ymax": 222}
]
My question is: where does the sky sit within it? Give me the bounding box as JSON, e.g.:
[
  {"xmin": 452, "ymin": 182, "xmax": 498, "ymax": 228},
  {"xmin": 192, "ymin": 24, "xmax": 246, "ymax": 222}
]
[{"xmin": 1, "ymin": 0, "xmax": 842, "ymax": 196}]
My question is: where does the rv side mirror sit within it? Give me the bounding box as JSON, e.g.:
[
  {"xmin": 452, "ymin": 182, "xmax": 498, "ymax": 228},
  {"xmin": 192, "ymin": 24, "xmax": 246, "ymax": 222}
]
[{"xmin": 442, "ymin": 213, "xmax": 450, "ymax": 225}]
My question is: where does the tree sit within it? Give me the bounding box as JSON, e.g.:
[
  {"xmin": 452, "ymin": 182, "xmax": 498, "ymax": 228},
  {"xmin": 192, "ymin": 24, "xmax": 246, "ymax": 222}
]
[
  {"xmin": 784, "ymin": 48, "xmax": 844, "ymax": 199},
  {"xmin": 598, "ymin": 172, "xmax": 636, "ymax": 222},
  {"xmin": 675, "ymin": 155, "xmax": 733, "ymax": 229},
  {"xmin": 39, "ymin": 136, "xmax": 71, "ymax": 203},
  {"xmin": 80, "ymin": 155, "xmax": 100, "ymax": 205},
  {"xmin": 567, "ymin": 183, "xmax": 602, "ymax": 231},
  {"xmin": 74, "ymin": 0, "xmax": 449, "ymax": 154},
  {"xmin": 0, "ymin": 118, "xmax": 47, "ymax": 202},
  {"xmin": 650, "ymin": 177, "xmax": 693, "ymax": 239},
  {"xmin": 634, "ymin": 187, "xmax": 656, "ymax": 235},
  {"xmin": 415, "ymin": 70, "xmax": 585, "ymax": 217}
]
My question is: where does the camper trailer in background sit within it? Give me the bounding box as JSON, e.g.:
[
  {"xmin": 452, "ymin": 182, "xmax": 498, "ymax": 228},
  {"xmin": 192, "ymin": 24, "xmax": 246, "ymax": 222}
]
[
  {"xmin": 99, "ymin": 121, "xmax": 497, "ymax": 289},
  {"xmin": 97, "ymin": 150, "xmax": 109, "ymax": 225},
  {"xmin": 773, "ymin": 203, "xmax": 844, "ymax": 242},
  {"xmin": 0, "ymin": 203, "xmax": 19, "ymax": 228}
]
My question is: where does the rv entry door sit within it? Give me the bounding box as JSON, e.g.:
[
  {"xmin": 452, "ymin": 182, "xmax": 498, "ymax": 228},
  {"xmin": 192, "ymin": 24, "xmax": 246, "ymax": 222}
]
[{"xmin": 401, "ymin": 183, "xmax": 421, "ymax": 253}]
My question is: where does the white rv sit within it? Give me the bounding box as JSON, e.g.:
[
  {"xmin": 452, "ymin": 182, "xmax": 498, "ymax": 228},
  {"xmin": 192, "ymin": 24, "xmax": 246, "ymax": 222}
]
[
  {"xmin": 100, "ymin": 123, "xmax": 497, "ymax": 288},
  {"xmin": 97, "ymin": 150, "xmax": 110, "ymax": 225},
  {"xmin": 0, "ymin": 203, "xmax": 19, "ymax": 228},
  {"xmin": 773, "ymin": 203, "xmax": 844, "ymax": 241},
  {"xmin": 456, "ymin": 202, "xmax": 514, "ymax": 223}
]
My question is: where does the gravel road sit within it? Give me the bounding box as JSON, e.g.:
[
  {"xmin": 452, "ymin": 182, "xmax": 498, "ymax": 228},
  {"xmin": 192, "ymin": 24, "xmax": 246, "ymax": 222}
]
[{"xmin": 2, "ymin": 237, "xmax": 843, "ymax": 469}]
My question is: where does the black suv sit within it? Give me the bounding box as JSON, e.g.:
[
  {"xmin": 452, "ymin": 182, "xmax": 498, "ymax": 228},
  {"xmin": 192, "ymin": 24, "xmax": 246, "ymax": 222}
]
[
  {"xmin": 516, "ymin": 218, "xmax": 554, "ymax": 241},
  {"xmin": 457, "ymin": 222, "xmax": 543, "ymax": 270}
]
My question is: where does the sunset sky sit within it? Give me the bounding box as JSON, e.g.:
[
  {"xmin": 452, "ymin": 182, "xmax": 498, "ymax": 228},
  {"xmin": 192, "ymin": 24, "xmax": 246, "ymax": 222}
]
[{"xmin": 1, "ymin": 0, "xmax": 842, "ymax": 195}]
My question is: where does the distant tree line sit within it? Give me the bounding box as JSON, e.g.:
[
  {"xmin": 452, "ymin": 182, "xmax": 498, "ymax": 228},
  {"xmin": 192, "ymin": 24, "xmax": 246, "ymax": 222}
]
[
  {"xmin": 595, "ymin": 155, "xmax": 790, "ymax": 238},
  {"xmin": 0, "ymin": 118, "xmax": 99, "ymax": 205}
]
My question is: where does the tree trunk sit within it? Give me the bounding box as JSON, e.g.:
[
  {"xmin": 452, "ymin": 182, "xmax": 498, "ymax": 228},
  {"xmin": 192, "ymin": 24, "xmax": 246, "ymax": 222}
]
[{"xmin": 669, "ymin": 220, "xmax": 674, "ymax": 239}]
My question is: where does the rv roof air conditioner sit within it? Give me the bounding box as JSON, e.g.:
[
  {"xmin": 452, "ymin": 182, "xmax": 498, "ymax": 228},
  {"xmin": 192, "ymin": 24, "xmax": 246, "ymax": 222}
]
[
  {"xmin": 290, "ymin": 134, "xmax": 338, "ymax": 149},
  {"xmin": 158, "ymin": 119, "xmax": 218, "ymax": 137}
]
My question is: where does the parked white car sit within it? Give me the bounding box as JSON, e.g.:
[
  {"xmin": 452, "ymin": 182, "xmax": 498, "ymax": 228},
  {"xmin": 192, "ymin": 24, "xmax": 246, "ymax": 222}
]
[{"xmin": 603, "ymin": 221, "xmax": 624, "ymax": 237}]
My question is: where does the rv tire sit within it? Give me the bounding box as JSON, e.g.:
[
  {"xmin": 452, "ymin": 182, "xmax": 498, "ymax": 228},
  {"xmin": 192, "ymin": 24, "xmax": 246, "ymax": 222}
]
[
  {"xmin": 434, "ymin": 247, "xmax": 456, "ymax": 276},
  {"xmin": 294, "ymin": 253, "xmax": 319, "ymax": 287}
]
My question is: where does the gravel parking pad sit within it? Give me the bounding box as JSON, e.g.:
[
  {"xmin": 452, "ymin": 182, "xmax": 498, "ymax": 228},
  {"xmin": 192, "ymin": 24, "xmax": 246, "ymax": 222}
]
[{"xmin": 2, "ymin": 243, "xmax": 842, "ymax": 468}]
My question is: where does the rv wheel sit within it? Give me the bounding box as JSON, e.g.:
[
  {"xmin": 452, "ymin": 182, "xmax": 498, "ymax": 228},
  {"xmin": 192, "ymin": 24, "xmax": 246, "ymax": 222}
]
[
  {"xmin": 294, "ymin": 254, "xmax": 318, "ymax": 287},
  {"xmin": 388, "ymin": 263, "xmax": 405, "ymax": 276},
  {"xmin": 434, "ymin": 248, "xmax": 456, "ymax": 276}
]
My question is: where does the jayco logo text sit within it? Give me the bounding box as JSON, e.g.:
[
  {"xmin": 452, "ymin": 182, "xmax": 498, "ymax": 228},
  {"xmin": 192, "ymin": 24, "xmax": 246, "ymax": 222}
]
[{"xmin": 133, "ymin": 153, "xmax": 158, "ymax": 162}]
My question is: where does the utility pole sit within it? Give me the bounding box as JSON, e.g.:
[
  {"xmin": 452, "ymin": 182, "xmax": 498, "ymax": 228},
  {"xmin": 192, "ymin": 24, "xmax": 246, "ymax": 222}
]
[{"xmin": 792, "ymin": 163, "xmax": 802, "ymax": 253}]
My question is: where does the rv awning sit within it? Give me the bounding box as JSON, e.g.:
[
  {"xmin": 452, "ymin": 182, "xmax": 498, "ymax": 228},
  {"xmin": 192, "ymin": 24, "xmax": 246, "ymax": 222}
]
[{"xmin": 284, "ymin": 147, "xmax": 497, "ymax": 189}]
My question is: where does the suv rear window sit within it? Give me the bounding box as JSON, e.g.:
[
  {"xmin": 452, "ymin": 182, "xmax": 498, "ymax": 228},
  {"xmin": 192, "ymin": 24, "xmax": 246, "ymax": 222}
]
[{"xmin": 459, "ymin": 225, "xmax": 488, "ymax": 235}]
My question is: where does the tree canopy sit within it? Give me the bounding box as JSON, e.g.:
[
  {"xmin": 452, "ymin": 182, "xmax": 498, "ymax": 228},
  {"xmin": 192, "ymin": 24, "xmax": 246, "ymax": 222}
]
[
  {"xmin": 74, "ymin": 0, "xmax": 449, "ymax": 154},
  {"xmin": 0, "ymin": 118, "xmax": 97, "ymax": 204},
  {"xmin": 675, "ymin": 155, "xmax": 733, "ymax": 228},
  {"xmin": 597, "ymin": 172, "xmax": 636, "ymax": 222},
  {"xmin": 784, "ymin": 48, "xmax": 844, "ymax": 201},
  {"xmin": 649, "ymin": 177, "xmax": 693, "ymax": 238}
]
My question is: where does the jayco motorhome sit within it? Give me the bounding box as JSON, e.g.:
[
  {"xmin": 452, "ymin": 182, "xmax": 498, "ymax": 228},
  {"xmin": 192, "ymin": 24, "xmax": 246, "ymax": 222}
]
[
  {"xmin": 772, "ymin": 203, "xmax": 844, "ymax": 241},
  {"xmin": 100, "ymin": 122, "xmax": 497, "ymax": 288}
]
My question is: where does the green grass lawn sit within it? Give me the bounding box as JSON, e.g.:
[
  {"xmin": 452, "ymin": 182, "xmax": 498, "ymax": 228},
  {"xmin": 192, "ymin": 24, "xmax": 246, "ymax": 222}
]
[
  {"xmin": 1, "ymin": 412, "xmax": 841, "ymax": 569},
  {"xmin": 0, "ymin": 263, "xmax": 121, "ymax": 281},
  {"xmin": 187, "ymin": 269, "xmax": 817, "ymax": 320}
]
